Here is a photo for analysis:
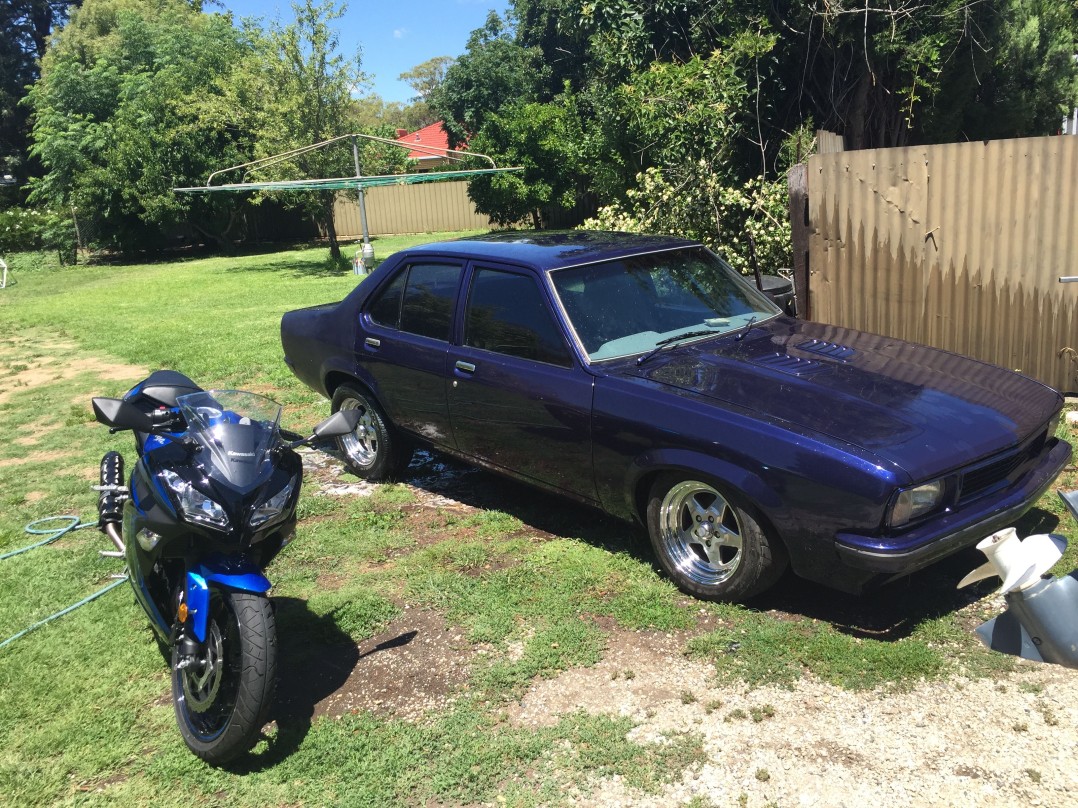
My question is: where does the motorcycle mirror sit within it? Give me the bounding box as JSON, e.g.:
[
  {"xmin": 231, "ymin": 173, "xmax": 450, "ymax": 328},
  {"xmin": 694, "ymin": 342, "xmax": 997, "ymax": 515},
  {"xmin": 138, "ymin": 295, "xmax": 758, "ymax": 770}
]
[
  {"xmin": 287, "ymin": 409, "xmax": 363, "ymax": 449},
  {"xmin": 92, "ymin": 397, "xmax": 155, "ymax": 432},
  {"xmin": 1060, "ymin": 491, "xmax": 1078, "ymax": 523},
  {"xmin": 313, "ymin": 409, "xmax": 363, "ymax": 439}
]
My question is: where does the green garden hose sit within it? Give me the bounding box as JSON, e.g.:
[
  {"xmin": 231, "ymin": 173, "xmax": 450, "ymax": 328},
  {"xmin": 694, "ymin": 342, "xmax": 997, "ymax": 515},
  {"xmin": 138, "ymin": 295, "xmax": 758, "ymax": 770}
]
[{"xmin": 0, "ymin": 516, "xmax": 127, "ymax": 649}]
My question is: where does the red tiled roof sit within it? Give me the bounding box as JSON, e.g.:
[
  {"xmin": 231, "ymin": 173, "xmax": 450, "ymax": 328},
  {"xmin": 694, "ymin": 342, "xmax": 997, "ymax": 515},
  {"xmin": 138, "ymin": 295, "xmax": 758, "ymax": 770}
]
[{"xmin": 394, "ymin": 122, "xmax": 465, "ymax": 161}]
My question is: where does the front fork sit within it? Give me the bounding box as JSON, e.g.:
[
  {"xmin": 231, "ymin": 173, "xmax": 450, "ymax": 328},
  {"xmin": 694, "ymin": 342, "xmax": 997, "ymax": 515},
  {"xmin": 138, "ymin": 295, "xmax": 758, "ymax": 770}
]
[{"xmin": 172, "ymin": 561, "xmax": 273, "ymax": 670}]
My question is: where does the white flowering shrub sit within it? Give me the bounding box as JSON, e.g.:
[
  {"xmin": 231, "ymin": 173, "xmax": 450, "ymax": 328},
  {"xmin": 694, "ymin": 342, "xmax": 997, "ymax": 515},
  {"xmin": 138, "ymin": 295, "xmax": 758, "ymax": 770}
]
[
  {"xmin": 0, "ymin": 206, "xmax": 77, "ymax": 263},
  {"xmin": 582, "ymin": 167, "xmax": 791, "ymax": 274}
]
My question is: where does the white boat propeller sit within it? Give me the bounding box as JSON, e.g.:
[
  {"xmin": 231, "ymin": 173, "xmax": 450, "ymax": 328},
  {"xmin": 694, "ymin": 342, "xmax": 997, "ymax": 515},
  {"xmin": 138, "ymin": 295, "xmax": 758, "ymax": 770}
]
[{"xmin": 957, "ymin": 527, "xmax": 1067, "ymax": 594}]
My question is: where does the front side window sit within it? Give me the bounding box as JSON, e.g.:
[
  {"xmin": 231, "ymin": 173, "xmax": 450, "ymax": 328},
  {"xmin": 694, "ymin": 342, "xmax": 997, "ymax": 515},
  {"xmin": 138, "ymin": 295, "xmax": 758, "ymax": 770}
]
[
  {"xmin": 367, "ymin": 263, "xmax": 462, "ymax": 341},
  {"xmin": 550, "ymin": 247, "xmax": 779, "ymax": 361},
  {"xmin": 464, "ymin": 269, "xmax": 572, "ymax": 367}
]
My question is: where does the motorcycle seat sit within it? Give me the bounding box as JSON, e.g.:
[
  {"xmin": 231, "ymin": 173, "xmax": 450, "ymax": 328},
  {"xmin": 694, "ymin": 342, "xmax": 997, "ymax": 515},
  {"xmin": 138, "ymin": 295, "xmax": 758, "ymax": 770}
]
[{"xmin": 128, "ymin": 370, "xmax": 204, "ymax": 409}]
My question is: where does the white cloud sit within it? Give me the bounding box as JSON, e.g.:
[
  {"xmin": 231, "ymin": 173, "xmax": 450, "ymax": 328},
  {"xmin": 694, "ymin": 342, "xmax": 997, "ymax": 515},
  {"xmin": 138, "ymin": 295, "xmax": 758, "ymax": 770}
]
[{"xmin": 393, "ymin": 28, "xmax": 407, "ymax": 39}]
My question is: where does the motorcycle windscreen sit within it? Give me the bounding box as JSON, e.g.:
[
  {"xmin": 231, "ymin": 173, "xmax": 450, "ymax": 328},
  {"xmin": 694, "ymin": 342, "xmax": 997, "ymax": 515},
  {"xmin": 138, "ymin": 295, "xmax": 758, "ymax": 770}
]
[{"xmin": 176, "ymin": 390, "xmax": 283, "ymax": 489}]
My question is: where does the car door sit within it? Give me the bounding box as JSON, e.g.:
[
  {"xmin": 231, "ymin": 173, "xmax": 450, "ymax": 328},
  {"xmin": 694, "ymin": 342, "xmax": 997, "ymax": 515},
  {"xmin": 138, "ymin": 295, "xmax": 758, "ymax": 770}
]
[
  {"xmin": 448, "ymin": 264, "xmax": 597, "ymax": 501},
  {"xmin": 359, "ymin": 260, "xmax": 463, "ymax": 448}
]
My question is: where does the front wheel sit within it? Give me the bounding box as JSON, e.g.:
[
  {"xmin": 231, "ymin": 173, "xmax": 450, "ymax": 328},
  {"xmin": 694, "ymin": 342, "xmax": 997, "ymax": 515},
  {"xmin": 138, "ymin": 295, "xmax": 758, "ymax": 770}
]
[
  {"xmin": 172, "ymin": 590, "xmax": 276, "ymax": 765},
  {"xmin": 646, "ymin": 474, "xmax": 787, "ymax": 602},
  {"xmin": 331, "ymin": 384, "xmax": 412, "ymax": 481}
]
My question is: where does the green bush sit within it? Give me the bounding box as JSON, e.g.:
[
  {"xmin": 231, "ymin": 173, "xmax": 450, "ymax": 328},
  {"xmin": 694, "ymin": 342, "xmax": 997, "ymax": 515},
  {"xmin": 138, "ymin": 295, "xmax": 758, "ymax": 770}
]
[{"xmin": 0, "ymin": 206, "xmax": 78, "ymax": 263}]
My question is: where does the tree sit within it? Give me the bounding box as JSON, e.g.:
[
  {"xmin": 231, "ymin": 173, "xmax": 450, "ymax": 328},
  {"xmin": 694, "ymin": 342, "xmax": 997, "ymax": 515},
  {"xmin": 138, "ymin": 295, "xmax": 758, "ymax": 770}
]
[
  {"xmin": 348, "ymin": 94, "xmax": 433, "ymax": 132},
  {"xmin": 466, "ymin": 94, "xmax": 589, "ymax": 228},
  {"xmin": 259, "ymin": 0, "xmax": 372, "ymax": 259},
  {"xmin": 429, "ymin": 11, "xmax": 549, "ymax": 148},
  {"xmin": 399, "ymin": 56, "xmax": 454, "ymax": 104},
  {"xmin": 26, "ymin": 0, "xmax": 264, "ymax": 251},
  {"xmin": 0, "ymin": 0, "xmax": 81, "ymax": 184}
]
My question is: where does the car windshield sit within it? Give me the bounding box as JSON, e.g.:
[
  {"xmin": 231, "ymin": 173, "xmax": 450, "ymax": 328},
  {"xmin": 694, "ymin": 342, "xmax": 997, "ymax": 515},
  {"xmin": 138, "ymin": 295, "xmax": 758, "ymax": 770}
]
[{"xmin": 549, "ymin": 247, "xmax": 781, "ymax": 361}]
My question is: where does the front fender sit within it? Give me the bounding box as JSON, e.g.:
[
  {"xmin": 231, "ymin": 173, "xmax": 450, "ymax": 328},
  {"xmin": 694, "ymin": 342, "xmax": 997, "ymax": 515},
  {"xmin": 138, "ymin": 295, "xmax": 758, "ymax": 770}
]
[
  {"xmin": 186, "ymin": 558, "xmax": 271, "ymax": 642},
  {"xmin": 621, "ymin": 447, "xmax": 789, "ymax": 526}
]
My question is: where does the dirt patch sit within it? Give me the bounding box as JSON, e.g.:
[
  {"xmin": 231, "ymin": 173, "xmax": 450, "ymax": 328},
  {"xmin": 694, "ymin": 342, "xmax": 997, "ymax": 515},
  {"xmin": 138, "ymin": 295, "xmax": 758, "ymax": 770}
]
[
  {"xmin": 13, "ymin": 418, "xmax": 63, "ymax": 447},
  {"xmin": 0, "ymin": 449, "xmax": 77, "ymax": 469},
  {"xmin": 276, "ymin": 607, "xmax": 475, "ymax": 725},
  {"xmin": 0, "ymin": 335, "xmax": 145, "ymax": 405},
  {"xmin": 560, "ymin": 650, "xmax": 1078, "ymax": 807}
]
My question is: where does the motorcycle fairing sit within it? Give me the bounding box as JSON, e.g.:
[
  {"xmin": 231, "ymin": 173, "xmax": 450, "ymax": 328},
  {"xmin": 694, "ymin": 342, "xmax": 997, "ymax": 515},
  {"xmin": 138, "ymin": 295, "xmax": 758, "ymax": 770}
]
[{"xmin": 186, "ymin": 558, "xmax": 272, "ymax": 642}]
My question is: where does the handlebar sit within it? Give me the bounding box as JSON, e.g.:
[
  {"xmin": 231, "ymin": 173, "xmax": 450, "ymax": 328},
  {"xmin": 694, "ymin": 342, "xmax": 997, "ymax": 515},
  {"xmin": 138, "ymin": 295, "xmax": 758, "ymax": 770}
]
[{"xmin": 150, "ymin": 408, "xmax": 182, "ymax": 428}]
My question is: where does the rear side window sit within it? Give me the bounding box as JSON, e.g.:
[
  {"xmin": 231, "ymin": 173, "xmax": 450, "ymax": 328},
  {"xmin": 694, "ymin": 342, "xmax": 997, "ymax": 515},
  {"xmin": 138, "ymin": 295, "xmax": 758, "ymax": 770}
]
[
  {"xmin": 367, "ymin": 263, "xmax": 462, "ymax": 341},
  {"xmin": 464, "ymin": 268, "xmax": 572, "ymax": 366},
  {"xmin": 368, "ymin": 271, "xmax": 406, "ymax": 327}
]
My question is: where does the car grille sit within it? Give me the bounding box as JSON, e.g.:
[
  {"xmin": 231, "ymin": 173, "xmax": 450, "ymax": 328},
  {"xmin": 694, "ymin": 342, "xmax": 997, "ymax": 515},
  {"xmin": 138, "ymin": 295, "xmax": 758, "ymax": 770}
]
[{"xmin": 958, "ymin": 428, "xmax": 1049, "ymax": 504}]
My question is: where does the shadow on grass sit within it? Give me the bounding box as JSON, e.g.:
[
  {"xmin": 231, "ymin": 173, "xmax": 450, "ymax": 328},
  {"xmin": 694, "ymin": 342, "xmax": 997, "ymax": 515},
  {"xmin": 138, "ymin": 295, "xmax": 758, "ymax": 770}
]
[
  {"xmin": 226, "ymin": 595, "xmax": 359, "ymax": 771},
  {"xmin": 226, "ymin": 595, "xmax": 421, "ymax": 772},
  {"xmin": 394, "ymin": 449, "xmax": 1066, "ymax": 643},
  {"xmin": 400, "ymin": 449, "xmax": 635, "ymax": 552},
  {"xmin": 220, "ymin": 250, "xmax": 369, "ymax": 279}
]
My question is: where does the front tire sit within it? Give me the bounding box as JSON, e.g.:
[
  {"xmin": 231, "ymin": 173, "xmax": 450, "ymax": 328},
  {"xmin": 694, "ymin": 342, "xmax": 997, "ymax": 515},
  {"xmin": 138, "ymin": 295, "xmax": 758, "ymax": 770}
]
[
  {"xmin": 646, "ymin": 473, "xmax": 787, "ymax": 602},
  {"xmin": 172, "ymin": 590, "xmax": 276, "ymax": 765},
  {"xmin": 331, "ymin": 383, "xmax": 412, "ymax": 481}
]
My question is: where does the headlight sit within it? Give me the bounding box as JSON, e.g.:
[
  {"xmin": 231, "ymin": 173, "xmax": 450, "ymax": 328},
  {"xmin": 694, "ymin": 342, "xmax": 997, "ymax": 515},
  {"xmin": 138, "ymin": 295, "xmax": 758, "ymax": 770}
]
[
  {"xmin": 889, "ymin": 480, "xmax": 944, "ymax": 528},
  {"xmin": 249, "ymin": 476, "xmax": 297, "ymax": 528},
  {"xmin": 160, "ymin": 469, "xmax": 230, "ymax": 529}
]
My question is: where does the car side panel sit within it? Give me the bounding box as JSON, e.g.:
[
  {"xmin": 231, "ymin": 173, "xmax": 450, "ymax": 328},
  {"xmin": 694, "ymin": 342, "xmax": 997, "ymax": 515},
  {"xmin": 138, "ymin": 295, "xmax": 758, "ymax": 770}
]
[
  {"xmin": 591, "ymin": 374, "xmax": 900, "ymax": 581},
  {"xmin": 448, "ymin": 346, "xmax": 597, "ymax": 501},
  {"xmin": 359, "ymin": 321, "xmax": 455, "ymax": 449}
]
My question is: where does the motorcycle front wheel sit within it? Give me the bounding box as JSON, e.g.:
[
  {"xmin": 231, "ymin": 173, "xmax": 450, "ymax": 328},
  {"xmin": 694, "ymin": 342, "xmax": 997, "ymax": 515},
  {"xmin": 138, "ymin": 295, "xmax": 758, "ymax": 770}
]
[{"xmin": 171, "ymin": 590, "xmax": 277, "ymax": 765}]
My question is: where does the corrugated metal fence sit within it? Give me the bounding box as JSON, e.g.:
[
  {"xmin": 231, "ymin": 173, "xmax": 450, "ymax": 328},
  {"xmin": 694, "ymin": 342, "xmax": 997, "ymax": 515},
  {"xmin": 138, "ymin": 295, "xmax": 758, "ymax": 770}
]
[
  {"xmin": 334, "ymin": 180, "xmax": 492, "ymax": 236},
  {"xmin": 798, "ymin": 134, "xmax": 1078, "ymax": 392}
]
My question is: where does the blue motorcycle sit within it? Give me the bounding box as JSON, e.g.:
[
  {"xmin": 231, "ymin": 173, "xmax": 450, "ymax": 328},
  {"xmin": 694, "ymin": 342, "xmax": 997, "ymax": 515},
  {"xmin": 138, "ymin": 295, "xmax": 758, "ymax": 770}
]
[{"xmin": 92, "ymin": 370, "xmax": 359, "ymax": 764}]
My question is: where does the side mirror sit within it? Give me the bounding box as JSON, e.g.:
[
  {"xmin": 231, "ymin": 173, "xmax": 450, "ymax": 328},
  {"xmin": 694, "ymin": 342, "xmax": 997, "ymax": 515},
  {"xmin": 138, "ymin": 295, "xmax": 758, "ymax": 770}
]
[
  {"xmin": 312, "ymin": 409, "xmax": 363, "ymax": 440},
  {"xmin": 1060, "ymin": 491, "xmax": 1078, "ymax": 523},
  {"xmin": 92, "ymin": 397, "xmax": 154, "ymax": 432}
]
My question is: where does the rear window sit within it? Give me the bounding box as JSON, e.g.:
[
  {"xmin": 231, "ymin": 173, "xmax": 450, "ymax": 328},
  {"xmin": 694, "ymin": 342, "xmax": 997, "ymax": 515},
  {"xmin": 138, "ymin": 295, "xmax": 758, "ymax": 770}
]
[{"xmin": 367, "ymin": 263, "xmax": 462, "ymax": 341}]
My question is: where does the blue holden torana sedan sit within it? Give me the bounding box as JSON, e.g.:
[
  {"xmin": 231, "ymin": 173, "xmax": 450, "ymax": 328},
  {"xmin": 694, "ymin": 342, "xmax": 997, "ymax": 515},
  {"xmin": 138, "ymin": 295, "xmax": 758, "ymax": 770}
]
[{"xmin": 281, "ymin": 231, "xmax": 1071, "ymax": 601}]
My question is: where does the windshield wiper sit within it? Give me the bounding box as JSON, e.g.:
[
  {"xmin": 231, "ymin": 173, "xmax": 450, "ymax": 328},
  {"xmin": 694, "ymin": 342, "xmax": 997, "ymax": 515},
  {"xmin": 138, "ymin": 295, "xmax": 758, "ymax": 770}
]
[
  {"xmin": 636, "ymin": 329, "xmax": 721, "ymax": 366},
  {"xmin": 734, "ymin": 315, "xmax": 758, "ymax": 342}
]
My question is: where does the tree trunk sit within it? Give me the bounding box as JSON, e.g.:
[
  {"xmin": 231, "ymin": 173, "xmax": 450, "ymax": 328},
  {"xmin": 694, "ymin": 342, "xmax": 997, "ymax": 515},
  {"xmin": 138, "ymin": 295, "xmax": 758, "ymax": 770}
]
[{"xmin": 322, "ymin": 193, "xmax": 341, "ymax": 259}]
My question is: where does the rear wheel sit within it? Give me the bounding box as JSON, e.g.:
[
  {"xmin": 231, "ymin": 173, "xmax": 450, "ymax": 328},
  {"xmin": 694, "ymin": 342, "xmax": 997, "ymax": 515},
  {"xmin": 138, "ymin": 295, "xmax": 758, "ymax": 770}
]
[
  {"xmin": 331, "ymin": 384, "xmax": 412, "ymax": 481},
  {"xmin": 172, "ymin": 590, "xmax": 276, "ymax": 765},
  {"xmin": 646, "ymin": 473, "xmax": 787, "ymax": 602}
]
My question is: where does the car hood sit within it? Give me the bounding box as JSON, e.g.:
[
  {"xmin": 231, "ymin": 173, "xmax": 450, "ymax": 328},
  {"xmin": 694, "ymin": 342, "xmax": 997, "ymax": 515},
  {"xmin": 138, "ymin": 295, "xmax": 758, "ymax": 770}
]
[{"xmin": 619, "ymin": 319, "xmax": 1062, "ymax": 483}]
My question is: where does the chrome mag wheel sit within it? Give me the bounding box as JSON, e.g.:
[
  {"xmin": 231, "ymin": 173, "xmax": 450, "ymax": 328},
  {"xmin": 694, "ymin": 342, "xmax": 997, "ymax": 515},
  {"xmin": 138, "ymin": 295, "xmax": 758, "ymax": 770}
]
[
  {"xmin": 657, "ymin": 479, "xmax": 744, "ymax": 586},
  {"xmin": 338, "ymin": 398, "xmax": 380, "ymax": 469}
]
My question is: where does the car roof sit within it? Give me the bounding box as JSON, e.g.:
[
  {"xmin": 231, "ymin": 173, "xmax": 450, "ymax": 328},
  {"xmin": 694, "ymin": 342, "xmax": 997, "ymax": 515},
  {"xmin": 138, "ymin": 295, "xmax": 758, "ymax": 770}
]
[{"xmin": 401, "ymin": 230, "xmax": 701, "ymax": 272}]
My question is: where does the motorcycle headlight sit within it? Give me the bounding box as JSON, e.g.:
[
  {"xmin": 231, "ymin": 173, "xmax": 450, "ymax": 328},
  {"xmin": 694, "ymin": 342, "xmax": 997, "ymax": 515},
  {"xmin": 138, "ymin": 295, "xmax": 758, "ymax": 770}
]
[
  {"xmin": 888, "ymin": 479, "xmax": 945, "ymax": 528},
  {"xmin": 160, "ymin": 469, "xmax": 230, "ymax": 529},
  {"xmin": 249, "ymin": 476, "xmax": 297, "ymax": 528}
]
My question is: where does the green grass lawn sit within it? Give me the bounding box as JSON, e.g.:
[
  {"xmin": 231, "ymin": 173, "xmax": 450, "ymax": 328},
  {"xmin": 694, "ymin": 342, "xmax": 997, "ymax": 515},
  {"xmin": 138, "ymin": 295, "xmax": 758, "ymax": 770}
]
[{"xmin": 0, "ymin": 235, "xmax": 1073, "ymax": 806}]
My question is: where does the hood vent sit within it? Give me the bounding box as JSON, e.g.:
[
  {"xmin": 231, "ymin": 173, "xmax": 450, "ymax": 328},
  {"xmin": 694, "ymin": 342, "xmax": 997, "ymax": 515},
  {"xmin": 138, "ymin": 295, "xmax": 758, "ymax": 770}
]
[
  {"xmin": 796, "ymin": 339, "xmax": 856, "ymax": 361},
  {"xmin": 751, "ymin": 353, "xmax": 826, "ymax": 377}
]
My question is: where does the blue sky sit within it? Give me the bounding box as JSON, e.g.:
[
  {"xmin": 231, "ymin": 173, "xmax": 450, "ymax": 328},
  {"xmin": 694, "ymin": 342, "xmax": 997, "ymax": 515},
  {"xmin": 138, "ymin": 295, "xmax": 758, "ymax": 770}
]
[{"xmin": 216, "ymin": 0, "xmax": 510, "ymax": 104}]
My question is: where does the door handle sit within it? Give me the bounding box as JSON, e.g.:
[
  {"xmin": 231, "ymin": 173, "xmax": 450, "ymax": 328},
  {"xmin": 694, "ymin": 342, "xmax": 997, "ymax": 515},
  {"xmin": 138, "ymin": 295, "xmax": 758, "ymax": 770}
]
[
  {"xmin": 1060, "ymin": 277, "xmax": 1078, "ymax": 284},
  {"xmin": 364, "ymin": 337, "xmax": 381, "ymax": 348},
  {"xmin": 454, "ymin": 360, "xmax": 476, "ymax": 374}
]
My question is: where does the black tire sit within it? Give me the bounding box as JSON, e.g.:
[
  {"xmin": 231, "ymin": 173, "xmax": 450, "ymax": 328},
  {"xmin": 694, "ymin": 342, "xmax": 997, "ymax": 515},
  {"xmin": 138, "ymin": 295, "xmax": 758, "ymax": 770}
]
[
  {"xmin": 330, "ymin": 383, "xmax": 412, "ymax": 481},
  {"xmin": 646, "ymin": 473, "xmax": 787, "ymax": 602},
  {"xmin": 172, "ymin": 590, "xmax": 276, "ymax": 766}
]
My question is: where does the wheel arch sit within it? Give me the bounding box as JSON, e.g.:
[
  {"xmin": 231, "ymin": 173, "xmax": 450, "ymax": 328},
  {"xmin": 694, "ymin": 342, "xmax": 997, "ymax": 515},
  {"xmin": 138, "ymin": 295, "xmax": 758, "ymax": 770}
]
[
  {"xmin": 324, "ymin": 370, "xmax": 378, "ymax": 404},
  {"xmin": 628, "ymin": 450, "xmax": 791, "ymax": 555}
]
